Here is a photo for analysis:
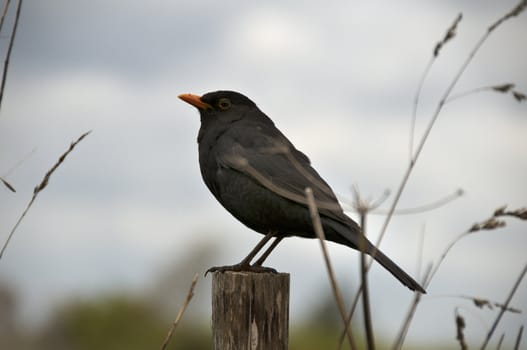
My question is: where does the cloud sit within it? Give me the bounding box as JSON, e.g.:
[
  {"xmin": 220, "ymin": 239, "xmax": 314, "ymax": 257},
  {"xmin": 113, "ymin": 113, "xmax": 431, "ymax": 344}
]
[{"xmin": 227, "ymin": 9, "xmax": 319, "ymax": 63}]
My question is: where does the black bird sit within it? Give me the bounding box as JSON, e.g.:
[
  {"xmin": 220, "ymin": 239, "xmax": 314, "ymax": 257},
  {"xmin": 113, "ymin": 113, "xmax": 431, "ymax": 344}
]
[{"xmin": 179, "ymin": 90, "xmax": 425, "ymax": 293}]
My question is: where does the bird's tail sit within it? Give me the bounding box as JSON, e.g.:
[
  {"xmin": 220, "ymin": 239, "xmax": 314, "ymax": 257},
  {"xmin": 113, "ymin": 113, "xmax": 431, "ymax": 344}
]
[
  {"xmin": 366, "ymin": 244, "xmax": 426, "ymax": 293},
  {"xmin": 324, "ymin": 219, "xmax": 426, "ymax": 293}
]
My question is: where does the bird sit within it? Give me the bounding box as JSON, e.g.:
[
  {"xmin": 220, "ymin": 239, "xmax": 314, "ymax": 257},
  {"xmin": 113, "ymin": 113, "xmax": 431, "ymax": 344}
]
[{"xmin": 179, "ymin": 90, "xmax": 425, "ymax": 293}]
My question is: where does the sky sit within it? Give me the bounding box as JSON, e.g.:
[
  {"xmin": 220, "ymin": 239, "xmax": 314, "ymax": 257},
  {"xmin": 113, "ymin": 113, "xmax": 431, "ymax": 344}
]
[{"xmin": 0, "ymin": 0, "xmax": 526, "ymax": 347}]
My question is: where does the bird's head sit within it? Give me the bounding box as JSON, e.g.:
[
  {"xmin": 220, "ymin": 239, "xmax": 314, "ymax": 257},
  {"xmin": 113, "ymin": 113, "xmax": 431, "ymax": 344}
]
[{"xmin": 179, "ymin": 90, "xmax": 258, "ymax": 123}]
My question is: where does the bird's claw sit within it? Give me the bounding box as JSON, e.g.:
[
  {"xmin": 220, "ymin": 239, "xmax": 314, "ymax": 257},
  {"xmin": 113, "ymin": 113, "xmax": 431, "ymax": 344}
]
[{"xmin": 205, "ymin": 263, "xmax": 277, "ymax": 276}]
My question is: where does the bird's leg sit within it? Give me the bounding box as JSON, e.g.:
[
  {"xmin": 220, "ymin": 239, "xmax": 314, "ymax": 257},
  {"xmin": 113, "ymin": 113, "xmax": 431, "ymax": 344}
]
[
  {"xmin": 238, "ymin": 231, "xmax": 276, "ymax": 265},
  {"xmin": 206, "ymin": 231, "xmax": 278, "ymax": 275},
  {"xmin": 253, "ymin": 236, "xmax": 284, "ymax": 266}
]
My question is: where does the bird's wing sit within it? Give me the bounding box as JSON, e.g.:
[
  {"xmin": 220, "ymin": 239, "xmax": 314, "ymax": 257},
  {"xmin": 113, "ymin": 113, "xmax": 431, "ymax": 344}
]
[{"xmin": 217, "ymin": 123, "xmax": 350, "ymax": 225}]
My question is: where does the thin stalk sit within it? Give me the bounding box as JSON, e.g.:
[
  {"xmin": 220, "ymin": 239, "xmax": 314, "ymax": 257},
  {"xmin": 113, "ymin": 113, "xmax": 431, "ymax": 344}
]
[
  {"xmin": 305, "ymin": 187, "xmax": 357, "ymax": 350},
  {"xmin": 160, "ymin": 273, "xmax": 199, "ymax": 350},
  {"xmin": 359, "ymin": 209, "xmax": 375, "ymax": 350},
  {"xmin": 496, "ymin": 333, "xmax": 505, "ymax": 350},
  {"xmin": 0, "ymin": 131, "xmax": 91, "ymax": 260},
  {"xmin": 481, "ymin": 261, "xmax": 527, "ymax": 349},
  {"xmin": 368, "ymin": 188, "xmax": 464, "ymax": 216},
  {"xmin": 409, "ymin": 56, "xmax": 434, "ymax": 162},
  {"xmin": 514, "ymin": 325, "xmax": 524, "ymax": 350},
  {"xmin": 0, "ymin": 0, "xmax": 23, "ymax": 114},
  {"xmin": 392, "ymin": 264, "xmax": 432, "ymax": 350},
  {"xmin": 0, "ymin": 0, "xmax": 11, "ymax": 34}
]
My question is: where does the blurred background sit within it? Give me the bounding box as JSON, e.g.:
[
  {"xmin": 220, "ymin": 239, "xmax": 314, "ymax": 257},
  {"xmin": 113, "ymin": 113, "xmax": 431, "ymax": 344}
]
[{"xmin": 0, "ymin": 0, "xmax": 526, "ymax": 349}]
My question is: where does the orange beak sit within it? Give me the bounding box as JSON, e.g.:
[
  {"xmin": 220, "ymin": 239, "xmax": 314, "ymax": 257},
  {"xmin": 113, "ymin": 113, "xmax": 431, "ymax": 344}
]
[{"xmin": 178, "ymin": 93, "xmax": 212, "ymax": 110}]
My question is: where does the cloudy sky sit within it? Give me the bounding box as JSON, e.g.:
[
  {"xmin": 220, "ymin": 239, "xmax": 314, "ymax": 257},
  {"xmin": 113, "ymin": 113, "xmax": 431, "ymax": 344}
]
[{"xmin": 0, "ymin": 0, "xmax": 526, "ymax": 347}]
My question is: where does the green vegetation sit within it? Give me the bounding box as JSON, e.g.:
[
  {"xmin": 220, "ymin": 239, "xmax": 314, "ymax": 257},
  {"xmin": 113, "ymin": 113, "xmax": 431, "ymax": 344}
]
[{"xmin": 0, "ymin": 288, "xmax": 457, "ymax": 350}]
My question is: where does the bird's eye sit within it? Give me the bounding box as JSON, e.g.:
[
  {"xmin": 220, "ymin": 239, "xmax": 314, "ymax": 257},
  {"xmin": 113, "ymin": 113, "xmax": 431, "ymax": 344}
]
[{"xmin": 218, "ymin": 98, "xmax": 231, "ymax": 110}]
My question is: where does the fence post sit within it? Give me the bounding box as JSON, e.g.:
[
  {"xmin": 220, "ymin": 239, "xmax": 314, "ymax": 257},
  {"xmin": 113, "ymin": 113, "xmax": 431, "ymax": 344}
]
[{"xmin": 211, "ymin": 271, "xmax": 290, "ymax": 350}]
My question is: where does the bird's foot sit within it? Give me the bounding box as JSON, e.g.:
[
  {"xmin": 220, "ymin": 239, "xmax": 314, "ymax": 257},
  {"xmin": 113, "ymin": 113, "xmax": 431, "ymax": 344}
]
[{"xmin": 205, "ymin": 263, "xmax": 277, "ymax": 276}]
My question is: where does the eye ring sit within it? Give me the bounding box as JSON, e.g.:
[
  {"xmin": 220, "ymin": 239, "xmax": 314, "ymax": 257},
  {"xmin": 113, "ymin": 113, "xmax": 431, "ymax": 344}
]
[{"xmin": 218, "ymin": 98, "xmax": 231, "ymax": 110}]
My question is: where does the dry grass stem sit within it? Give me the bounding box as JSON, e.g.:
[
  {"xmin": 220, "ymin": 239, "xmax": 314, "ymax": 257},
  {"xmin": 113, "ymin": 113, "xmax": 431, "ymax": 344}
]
[
  {"xmin": 513, "ymin": 91, "xmax": 526, "ymax": 102},
  {"xmin": 514, "ymin": 325, "xmax": 524, "ymax": 350},
  {"xmin": 410, "ymin": 12, "xmax": 461, "ymax": 160},
  {"xmin": 466, "ymin": 205, "xmax": 527, "ymax": 234},
  {"xmin": 431, "ymin": 294, "xmax": 522, "ymax": 313},
  {"xmin": 388, "ymin": 268, "xmax": 435, "ymax": 346},
  {"xmin": 0, "ymin": 131, "xmax": 91, "ymax": 260},
  {"xmin": 488, "ymin": 0, "xmax": 527, "ymax": 32},
  {"xmin": 0, "ymin": 0, "xmax": 11, "ymax": 34},
  {"xmin": 496, "ymin": 333, "xmax": 505, "ymax": 350},
  {"xmin": 1, "ymin": 176, "xmax": 15, "ymax": 192},
  {"xmin": 469, "ymin": 296, "xmax": 521, "ymax": 313},
  {"xmin": 447, "ymin": 83, "xmax": 526, "ymax": 103},
  {"xmin": 351, "ymin": 187, "xmax": 375, "ymax": 350},
  {"xmin": 338, "ymin": 285, "xmax": 363, "ymax": 349},
  {"xmin": 3, "ymin": 147, "xmax": 37, "ymax": 177},
  {"xmin": 455, "ymin": 310, "xmax": 468, "ymax": 350},
  {"xmin": 370, "ymin": 188, "xmax": 464, "ymax": 216},
  {"xmin": 392, "ymin": 263, "xmax": 432, "ymax": 350},
  {"xmin": 350, "ymin": 186, "xmax": 390, "ymax": 213},
  {"xmin": 481, "ymin": 261, "xmax": 527, "ymax": 349},
  {"xmin": 416, "ymin": 224, "xmax": 426, "ymax": 282},
  {"xmin": 305, "ymin": 187, "xmax": 357, "ymax": 350},
  {"xmin": 160, "ymin": 273, "xmax": 199, "ymax": 350},
  {"xmin": 409, "ymin": 56, "xmax": 433, "ymax": 161},
  {"xmin": 492, "ymin": 83, "xmax": 516, "ymax": 93},
  {"xmin": 468, "ymin": 217, "xmax": 506, "ymax": 233},
  {"xmin": 0, "ymin": 0, "xmax": 23, "ymax": 113},
  {"xmin": 33, "ymin": 131, "xmax": 92, "ymax": 194},
  {"xmin": 434, "ymin": 13, "xmax": 463, "ymax": 57},
  {"xmin": 432, "ymin": 232, "xmax": 484, "ymax": 288},
  {"xmin": 494, "ymin": 206, "xmax": 527, "ymax": 220}
]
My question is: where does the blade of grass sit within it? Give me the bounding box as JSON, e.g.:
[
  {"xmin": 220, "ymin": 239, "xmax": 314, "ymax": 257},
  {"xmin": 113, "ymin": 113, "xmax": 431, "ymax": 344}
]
[
  {"xmin": 409, "ymin": 13, "xmax": 462, "ymax": 161},
  {"xmin": 481, "ymin": 261, "xmax": 527, "ymax": 349},
  {"xmin": 0, "ymin": 131, "xmax": 91, "ymax": 260},
  {"xmin": 392, "ymin": 264, "xmax": 432, "ymax": 350},
  {"xmin": 305, "ymin": 187, "xmax": 357, "ymax": 350},
  {"xmin": 1, "ymin": 176, "xmax": 15, "ymax": 192},
  {"xmin": 455, "ymin": 309, "xmax": 468, "ymax": 350},
  {"xmin": 160, "ymin": 273, "xmax": 199, "ymax": 350},
  {"xmin": 496, "ymin": 333, "xmax": 505, "ymax": 350},
  {"xmin": 358, "ymin": 208, "xmax": 374, "ymax": 350},
  {"xmin": 351, "ymin": 187, "xmax": 376, "ymax": 350},
  {"xmin": 0, "ymin": 0, "xmax": 23, "ymax": 114},
  {"xmin": 514, "ymin": 325, "xmax": 524, "ymax": 350},
  {"xmin": 367, "ymin": 188, "xmax": 464, "ymax": 216},
  {"xmin": 0, "ymin": 0, "xmax": 11, "ymax": 34}
]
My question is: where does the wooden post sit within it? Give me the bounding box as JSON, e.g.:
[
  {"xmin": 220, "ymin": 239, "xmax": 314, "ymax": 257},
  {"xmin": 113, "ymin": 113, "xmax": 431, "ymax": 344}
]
[{"xmin": 212, "ymin": 271, "xmax": 290, "ymax": 350}]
